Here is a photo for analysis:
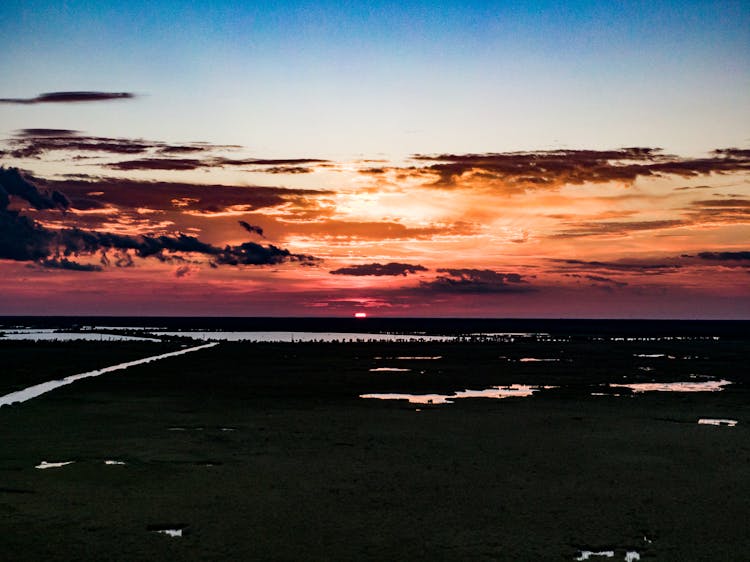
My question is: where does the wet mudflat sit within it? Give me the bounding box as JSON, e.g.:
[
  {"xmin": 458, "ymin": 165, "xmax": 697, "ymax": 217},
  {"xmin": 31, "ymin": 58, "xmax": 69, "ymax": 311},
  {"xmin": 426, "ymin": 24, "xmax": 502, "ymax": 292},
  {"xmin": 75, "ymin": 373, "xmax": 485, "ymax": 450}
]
[{"xmin": 0, "ymin": 336, "xmax": 748, "ymax": 561}]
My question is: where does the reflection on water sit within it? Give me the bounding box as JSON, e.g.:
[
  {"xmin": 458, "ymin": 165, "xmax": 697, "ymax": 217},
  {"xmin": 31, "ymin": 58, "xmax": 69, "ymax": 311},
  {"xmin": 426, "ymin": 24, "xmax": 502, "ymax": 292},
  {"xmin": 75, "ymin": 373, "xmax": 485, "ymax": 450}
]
[
  {"xmin": 360, "ymin": 393, "xmax": 454, "ymax": 404},
  {"xmin": 624, "ymin": 552, "xmax": 641, "ymax": 562},
  {"xmin": 610, "ymin": 379, "xmax": 731, "ymax": 393},
  {"xmin": 0, "ymin": 329, "xmax": 160, "ymax": 342},
  {"xmin": 698, "ymin": 418, "xmax": 738, "ymax": 426},
  {"xmin": 518, "ymin": 357, "xmax": 560, "ymax": 362},
  {"xmin": 35, "ymin": 461, "xmax": 74, "ymax": 469},
  {"xmin": 154, "ymin": 331, "xmax": 454, "ymax": 342},
  {"xmin": 369, "ymin": 367, "xmax": 412, "ymax": 372},
  {"xmin": 361, "ymin": 384, "xmax": 554, "ymax": 404},
  {"xmin": 148, "ymin": 525, "xmax": 187, "ymax": 537},
  {"xmin": 575, "ymin": 551, "xmax": 614, "ymax": 560},
  {"xmin": 104, "ymin": 460, "xmax": 126, "ymax": 465},
  {"xmin": 0, "ymin": 343, "xmax": 218, "ymax": 407}
]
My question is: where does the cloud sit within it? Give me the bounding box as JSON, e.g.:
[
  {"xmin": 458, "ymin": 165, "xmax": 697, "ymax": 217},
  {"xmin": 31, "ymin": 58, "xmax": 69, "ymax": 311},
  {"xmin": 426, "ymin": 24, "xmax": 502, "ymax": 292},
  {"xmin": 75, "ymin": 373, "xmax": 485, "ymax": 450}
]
[
  {"xmin": 106, "ymin": 158, "xmax": 206, "ymax": 171},
  {"xmin": 174, "ymin": 264, "xmax": 199, "ymax": 278},
  {"xmin": 691, "ymin": 198, "xmax": 750, "ymax": 208},
  {"xmin": 418, "ymin": 268, "xmax": 535, "ymax": 293},
  {"xmin": 359, "ymin": 147, "xmax": 750, "ymax": 193},
  {"xmin": 0, "ymin": 167, "xmax": 317, "ymax": 270},
  {"xmin": 550, "ymin": 219, "xmax": 684, "ymax": 239},
  {"xmin": 552, "ymin": 258, "xmax": 682, "ymax": 275},
  {"xmin": 0, "ymin": 167, "xmax": 69, "ymax": 211},
  {"xmin": 330, "ymin": 262, "xmax": 428, "ymax": 276},
  {"xmin": 564, "ymin": 273, "xmax": 628, "ymax": 287},
  {"xmin": 238, "ymin": 221, "xmax": 264, "ymax": 237},
  {"xmin": 0, "ymin": 91, "xmax": 135, "ymax": 104},
  {"xmin": 37, "ymin": 258, "xmax": 103, "ymax": 271},
  {"xmin": 697, "ymin": 251, "xmax": 750, "ymax": 261},
  {"xmin": 26, "ymin": 175, "xmax": 330, "ymax": 215},
  {"xmin": 104, "ymin": 156, "xmax": 329, "ymax": 172}
]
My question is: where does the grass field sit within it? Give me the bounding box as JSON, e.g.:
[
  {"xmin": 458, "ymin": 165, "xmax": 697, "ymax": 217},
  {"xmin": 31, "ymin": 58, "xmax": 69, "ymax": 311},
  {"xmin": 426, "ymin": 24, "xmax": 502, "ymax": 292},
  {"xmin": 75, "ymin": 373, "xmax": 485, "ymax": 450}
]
[{"xmin": 1, "ymin": 337, "xmax": 748, "ymax": 560}]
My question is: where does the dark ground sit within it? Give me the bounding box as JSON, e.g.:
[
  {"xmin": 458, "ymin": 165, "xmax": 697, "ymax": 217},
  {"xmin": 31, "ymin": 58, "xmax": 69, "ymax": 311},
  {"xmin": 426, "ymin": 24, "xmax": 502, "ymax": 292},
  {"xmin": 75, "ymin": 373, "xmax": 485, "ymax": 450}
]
[{"xmin": 0, "ymin": 334, "xmax": 748, "ymax": 560}]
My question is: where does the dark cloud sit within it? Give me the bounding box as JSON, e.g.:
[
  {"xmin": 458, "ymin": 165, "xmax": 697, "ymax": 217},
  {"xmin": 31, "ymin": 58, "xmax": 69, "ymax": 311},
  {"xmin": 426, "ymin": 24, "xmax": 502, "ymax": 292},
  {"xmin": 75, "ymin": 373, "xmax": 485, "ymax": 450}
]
[
  {"xmin": 26, "ymin": 175, "xmax": 330, "ymax": 215},
  {"xmin": 552, "ymin": 259, "xmax": 682, "ymax": 275},
  {"xmin": 0, "ymin": 167, "xmax": 316, "ymax": 271},
  {"xmin": 37, "ymin": 258, "xmax": 103, "ymax": 272},
  {"xmin": 419, "ymin": 268, "xmax": 535, "ymax": 293},
  {"xmin": 238, "ymin": 221, "xmax": 264, "ymax": 237},
  {"xmin": 330, "ymin": 262, "xmax": 428, "ymax": 276},
  {"xmin": 564, "ymin": 273, "xmax": 628, "ymax": 287},
  {"xmin": 697, "ymin": 251, "xmax": 750, "ymax": 261},
  {"xmin": 3, "ymin": 130, "xmax": 244, "ymax": 160},
  {"xmin": 15, "ymin": 129, "xmax": 80, "ymax": 138},
  {"xmin": 0, "ymin": 167, "xmax": 69, "ymax": 211},
  {"xmin": 262, "ymin": 166, "xmax": 313, "ymax": 174},
  {"xmin": 673, "ymin": 185, "xmax": 712, "ymax": 191},
  {"xmin": 550, "ymin": 219, "xmax": 684, "ymax": 239},
  {"xmin": 402, "ymin": 148, "xmax": 750, "ymax": 191},
  {"xmin": 106, "ymin": 158, "xmax": 206, "ymax": 171},
  {"xmin": 105, "ymin": 156, "xmax": 329, "ymax": 172},
  {"xmin": 691, "ymin": 199, "xmax": 750, "ymax": 208},
  {"xmin": 0, "ymin": 91, "xmax": 135, "ymax": 104}
]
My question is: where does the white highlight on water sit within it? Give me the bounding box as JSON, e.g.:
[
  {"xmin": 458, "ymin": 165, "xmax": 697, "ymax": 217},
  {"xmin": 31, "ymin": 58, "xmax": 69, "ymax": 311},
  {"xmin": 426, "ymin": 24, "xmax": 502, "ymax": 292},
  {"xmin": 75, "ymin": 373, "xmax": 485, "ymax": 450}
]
[
  {"xmin": 698, "ymin": 418, "xmax": 738, "ymax": 427},
  {"xmin": 153, "ymin": 331, "xmax": 453, "ymax": 342},
  {"xmin": 624, "ymin": 551, "xmax": 641, "ymax": 561},
  {"xmin": 35, "ymin": 461, "xmax": 74, "ymax": 469},
  {"xmin": 104, "ymin": 460, "xmax": 126, "ymax": 465},
  {"xmin": 360, "ymin": 384, "xmax": 554, "ymax": 404},
  {"xmin": 154, "ymin": 529, "xmax": 183, "ymax": 537},
  {"xmin": 0, "ymin": 343, "xmax": 218, "ymax": 407},
  {"xmin": 0, "ymin": 329, "xmax": 160, "ymax": 342},
  {"xmin": 369, "ymin": 367, "xmax": 412, "ymax": 372},
  {"xmin": 609, "ymin": 379, "xmax": 731, "ymax": 393},
  {"xmin": 575, "ymin": 551, "xmax": 614, "ymax": 560}
]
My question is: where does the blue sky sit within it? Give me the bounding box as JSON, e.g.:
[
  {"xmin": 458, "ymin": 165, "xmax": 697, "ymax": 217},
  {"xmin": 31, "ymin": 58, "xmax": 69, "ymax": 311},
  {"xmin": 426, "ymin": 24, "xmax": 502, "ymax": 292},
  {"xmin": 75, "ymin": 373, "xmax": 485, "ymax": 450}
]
[{"xmin": 2, "ymin": 1, "xmax": 748, "ymax": 158}]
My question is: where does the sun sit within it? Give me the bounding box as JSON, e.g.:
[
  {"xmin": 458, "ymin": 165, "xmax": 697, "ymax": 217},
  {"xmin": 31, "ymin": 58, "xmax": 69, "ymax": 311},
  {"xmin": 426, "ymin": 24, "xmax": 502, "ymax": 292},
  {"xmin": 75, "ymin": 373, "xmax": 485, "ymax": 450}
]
[{"xmin": 354, "ymin": 312, "xmax": 367, "ymax": 318}]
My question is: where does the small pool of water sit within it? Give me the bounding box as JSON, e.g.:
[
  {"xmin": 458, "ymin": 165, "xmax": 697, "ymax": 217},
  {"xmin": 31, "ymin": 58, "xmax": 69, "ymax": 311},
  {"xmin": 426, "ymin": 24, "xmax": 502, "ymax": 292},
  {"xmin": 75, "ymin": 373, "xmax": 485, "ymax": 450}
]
[
  {"xmin": 609, "ymin": 379, "xmax": 731, "ymax": 393},
  {"xmin": 35, "ymin": 461, "xmax": 74, "ymax": 469},
  {"xmin": 360, "ymin": 384, "xmax": 554, "ymax": 405},
  {"xmin": 575, "ymin": 550, "xmax": 614, "ymax": 560},
  {"xmin": 698, "ymin": 418, "xmax": 738, "ymax": 426}
]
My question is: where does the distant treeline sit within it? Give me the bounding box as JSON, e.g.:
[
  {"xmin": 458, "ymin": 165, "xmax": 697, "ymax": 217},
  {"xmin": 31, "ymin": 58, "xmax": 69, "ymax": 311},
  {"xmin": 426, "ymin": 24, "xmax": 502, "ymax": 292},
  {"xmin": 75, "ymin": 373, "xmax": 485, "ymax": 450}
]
[{"xmin": 1, "ymin": 317, "xmax": 749, "ymax": 338}]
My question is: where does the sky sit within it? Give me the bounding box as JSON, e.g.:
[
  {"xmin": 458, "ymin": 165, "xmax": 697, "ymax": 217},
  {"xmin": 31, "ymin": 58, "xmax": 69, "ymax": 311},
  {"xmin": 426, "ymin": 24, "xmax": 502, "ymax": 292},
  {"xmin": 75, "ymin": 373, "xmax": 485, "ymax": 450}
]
[{"xmin": 0, "ymin": 0, "xmax": 748, "ymax": 318}]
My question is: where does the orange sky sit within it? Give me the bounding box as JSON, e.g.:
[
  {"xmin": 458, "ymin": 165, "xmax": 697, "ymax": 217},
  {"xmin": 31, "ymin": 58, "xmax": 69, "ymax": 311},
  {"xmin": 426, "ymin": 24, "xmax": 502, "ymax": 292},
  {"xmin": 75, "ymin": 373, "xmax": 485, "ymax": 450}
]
[{"xmin": 1, "ymin": 133, "xmax": 748, "ymax": 317}]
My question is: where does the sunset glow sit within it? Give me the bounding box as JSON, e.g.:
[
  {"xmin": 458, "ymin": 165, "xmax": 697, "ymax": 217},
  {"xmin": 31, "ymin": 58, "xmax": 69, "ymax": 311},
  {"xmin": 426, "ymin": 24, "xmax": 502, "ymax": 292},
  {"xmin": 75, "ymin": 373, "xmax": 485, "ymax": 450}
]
[{"xmin": 1, "ymin": 1, "xmax": 748, "ymax": 317}]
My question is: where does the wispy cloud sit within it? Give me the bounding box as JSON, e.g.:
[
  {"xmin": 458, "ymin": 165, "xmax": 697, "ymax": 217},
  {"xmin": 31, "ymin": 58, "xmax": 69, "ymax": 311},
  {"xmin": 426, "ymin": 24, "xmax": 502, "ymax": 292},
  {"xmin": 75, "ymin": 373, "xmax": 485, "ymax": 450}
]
[
  {"xmin": 418, "ymin": 268, "xmax": 535, "ymax": 293},
  {"xmin": 357, "ymin": 148, "xmax": 750, "ymax": 193},
  {"xmin": 0, "ymin": 92, "xmax": 135, "ymax": 104},
  {"xmin": 330, "ymin": 262, "xmax": 428, "ymax": 276}
]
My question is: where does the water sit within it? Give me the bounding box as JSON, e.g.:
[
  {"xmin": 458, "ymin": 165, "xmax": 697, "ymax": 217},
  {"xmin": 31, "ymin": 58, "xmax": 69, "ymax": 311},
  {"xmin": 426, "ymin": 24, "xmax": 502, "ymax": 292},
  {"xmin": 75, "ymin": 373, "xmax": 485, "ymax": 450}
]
[
  {"xmin": 0, "ymin": 343, "xmax": 218, "ymax": 407},
  {"xmin": 609, "ymin": 380, "xmax": 731, "ymax": 393},
  {"xmin": 152, "ymin": 331, "xmax": 455, "ymax": 342},
  {"xmin": 575, "ymin": 551, "xmax": 614, "ymax": 560},
  {"xmin": 698, "ymin": 418, "xmax": 738, "ymax": 426},
  {"xmin": 35, "ymin": 461, "xmax": 74, "ymax": 469},
  {"xmin": 0, "ymin": 330, "xmax": 160, "ymax": 342},
  {"xmin": 360, "ymin": 384, "xmax": 554, "ymax": 405}
]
